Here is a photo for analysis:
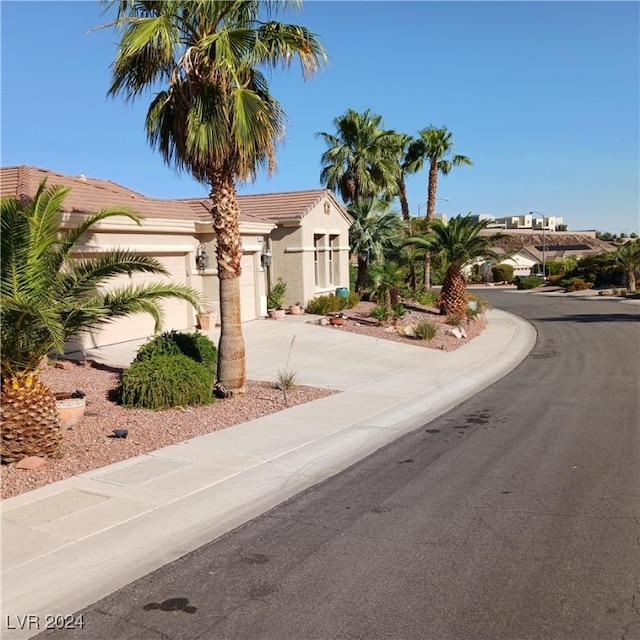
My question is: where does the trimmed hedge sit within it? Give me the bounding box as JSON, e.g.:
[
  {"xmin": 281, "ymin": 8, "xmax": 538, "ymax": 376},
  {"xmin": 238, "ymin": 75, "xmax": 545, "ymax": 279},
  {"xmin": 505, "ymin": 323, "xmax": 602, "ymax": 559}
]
[{"xmin": 118, "ymin": 354, "xmax": 215, "ymax": 410}]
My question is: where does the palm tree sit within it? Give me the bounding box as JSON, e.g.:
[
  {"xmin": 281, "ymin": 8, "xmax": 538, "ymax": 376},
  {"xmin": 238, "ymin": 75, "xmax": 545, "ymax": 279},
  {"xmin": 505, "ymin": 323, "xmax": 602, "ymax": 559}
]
[
  {"xmin": 412, "ymin": 126, "xmax": 472, "ymax": 222},
  {"xmin": 103, "ymin": 0, "xmax": 326, "ymax": 395},
  {"xmin": 317, "ymin": 109, "xmax": 399, "ymax": 205},
  {"xmin": 347, "ymin": 197, "xmax": 407, "ymax": 294},
  {"xmin": 1, "ymin": 181, "xmax": 203, "ymax": 463},
  {"xmin": 405, "ymin": 216, "xmax": 502, "ymax": 316},
  {"xmin": 367, "ymin": 261, "xmax": 405, "ymax": 307},
  {"xmin": 613, "ymin": 239, "xmax": 640, "ymax": 293}
]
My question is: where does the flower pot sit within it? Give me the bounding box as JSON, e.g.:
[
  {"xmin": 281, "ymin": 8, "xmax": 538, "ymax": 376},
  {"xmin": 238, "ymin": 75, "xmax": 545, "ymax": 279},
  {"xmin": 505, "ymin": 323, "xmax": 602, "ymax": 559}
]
[
  {"xmin": 197, "ymin": 313, "xmax": 212, "ymax": 330},
  {"xmin": 289, "ymin": 305, "xmax": 303, "ymax": 315},
  {"xmin": 55, "ymin": 394, "xmax": 86, "ymax": 429},
  {"xmin": 268, "ymin": 308, "xmax": 286, "ymax": 319},
  {"xmin": 329, "ymin": 316, "xmax": 346, "ymax": 326}
]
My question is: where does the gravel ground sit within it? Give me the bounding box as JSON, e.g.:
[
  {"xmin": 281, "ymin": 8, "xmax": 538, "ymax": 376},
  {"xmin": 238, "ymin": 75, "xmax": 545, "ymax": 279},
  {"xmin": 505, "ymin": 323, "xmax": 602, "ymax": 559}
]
[{"xmin": 1, "ymin": 302, "xmax": 486, "ymax": 499}]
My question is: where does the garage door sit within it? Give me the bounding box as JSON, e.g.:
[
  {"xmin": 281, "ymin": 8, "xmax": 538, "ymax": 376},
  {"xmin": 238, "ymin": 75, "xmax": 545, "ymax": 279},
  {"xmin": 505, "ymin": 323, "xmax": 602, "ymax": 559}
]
[
  {"xmin": 240, "ymin": 253, "xmax": 258, "ymax": 322},
  {"xmin": 81, "ymin": 253, "xmax": 191, "ymax": 350}
]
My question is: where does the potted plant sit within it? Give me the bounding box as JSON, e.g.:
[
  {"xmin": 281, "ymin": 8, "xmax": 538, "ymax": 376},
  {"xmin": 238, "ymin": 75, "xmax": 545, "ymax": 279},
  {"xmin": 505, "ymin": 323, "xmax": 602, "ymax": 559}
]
[
  {"xmin": 267, "ymin": 279, "xmax": 287, "ymax": 319},
  {"xmin": 289, "ymin": 302, "xmax": 303, "ymax": 315}
]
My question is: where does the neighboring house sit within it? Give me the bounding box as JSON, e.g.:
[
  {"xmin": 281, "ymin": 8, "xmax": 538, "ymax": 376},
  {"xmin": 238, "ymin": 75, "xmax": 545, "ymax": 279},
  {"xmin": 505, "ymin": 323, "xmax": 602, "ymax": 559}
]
[
  {"xmin": 0, "ymin": 165, "xmax": 352, "ymax": 349},
  {"xmin": 238, "ymin": 190, "xmax": 352, "ymax": 309}
]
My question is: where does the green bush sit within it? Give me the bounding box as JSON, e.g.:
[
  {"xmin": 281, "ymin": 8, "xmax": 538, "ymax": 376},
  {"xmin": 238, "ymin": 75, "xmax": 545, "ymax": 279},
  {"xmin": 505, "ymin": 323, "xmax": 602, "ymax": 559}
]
[
  {"xmin": 414, "ymin": 290, "xmax": 440, "ymax": 307},
  {"xmin": 414, "ymin": 320, "xmax": 438, "ymax": 341},
  {"xmin": 369, "ymin": 305, "xmax": 392, "ymax": 322},
  {"xmin": 134, "ymin": 331, "xmax": 217, "ymax": 376},
  {"xmin": 517, "ymin": 276, "xmax": 544, "ymax": 290},
  {"xmin": 306, "ymin": 293, "xmax": 348, "ymax": 315},
  {"xmin": 267, "ymin": 278, "xmax": 287, "ymax": 309},
  {"xmin": 347, "ymin": 291, "xmax": 361, "ymax": 308},
  {"xmin": 391, "ymin": 303, "xmax": 407, "ymax": 319},
  {"xmin": 492, "ymin": 263, "xmax": 514, "ymax": 283},
  {"xmin": 118, "ymin": 354, "xmax": 215, "ymax": 410}
]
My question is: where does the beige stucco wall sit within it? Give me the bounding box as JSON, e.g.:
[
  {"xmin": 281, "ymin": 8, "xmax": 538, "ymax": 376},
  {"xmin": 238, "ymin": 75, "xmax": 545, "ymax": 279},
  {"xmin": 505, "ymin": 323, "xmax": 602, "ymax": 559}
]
[
  {"xmin": 269, "ymin": 196, "xmax": 351, "ymax": 308},
  {"xmin": 62, "ymin": 214, "xmax": 273, "ymax": 353}
]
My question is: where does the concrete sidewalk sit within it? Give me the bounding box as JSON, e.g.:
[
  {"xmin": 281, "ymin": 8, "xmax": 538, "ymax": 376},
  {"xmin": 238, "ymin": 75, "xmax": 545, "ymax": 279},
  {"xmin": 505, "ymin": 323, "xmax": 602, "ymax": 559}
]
[{"xmin": 1, "ymin": 309, "xmax": 536, "ymax": 640}]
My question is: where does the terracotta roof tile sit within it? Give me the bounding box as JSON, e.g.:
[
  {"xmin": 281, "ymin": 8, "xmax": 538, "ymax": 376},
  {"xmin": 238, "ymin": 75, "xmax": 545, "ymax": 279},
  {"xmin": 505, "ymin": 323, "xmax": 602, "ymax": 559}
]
[{"xmin": 0, "ymin": 166, "xmax": 346, "ymax": 226}]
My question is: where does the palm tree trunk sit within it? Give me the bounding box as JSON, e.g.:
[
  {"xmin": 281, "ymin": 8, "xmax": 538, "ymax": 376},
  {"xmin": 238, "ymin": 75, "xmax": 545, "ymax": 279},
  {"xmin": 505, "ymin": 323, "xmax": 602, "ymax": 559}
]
[
  {"xmin": 440, "ymin": 266, "xmax": 468, "ymax": 317},
  {"xmin": 397, "ymin": 176, "xmax": 411, "ymax": 222},
  {"xmin": 426, "ymin": 158, "xmax": 439, "ymax": 222},
  {"xmin": 209, "ymin": 170, "xmax": 246, "ymax": 396},
  {"xmin": 627, "ymin": 268, "xmax": 637, "ymax": 293},
  {"xmin": 356, "ymin": 256, "xmax": 368, "ymax": 295}
]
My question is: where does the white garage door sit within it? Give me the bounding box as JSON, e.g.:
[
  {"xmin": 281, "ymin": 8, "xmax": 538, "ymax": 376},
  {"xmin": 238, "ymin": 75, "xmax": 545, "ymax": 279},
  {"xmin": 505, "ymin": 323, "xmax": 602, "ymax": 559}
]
[{"xmin": 81, "ymin": 253, "xmax": 191, "ymax": 350}]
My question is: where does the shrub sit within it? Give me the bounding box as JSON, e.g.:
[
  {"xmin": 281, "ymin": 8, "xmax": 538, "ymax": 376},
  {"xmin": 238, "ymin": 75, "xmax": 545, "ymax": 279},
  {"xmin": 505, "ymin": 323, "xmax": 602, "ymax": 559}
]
[
  {"xmin": 447, "ymin": 314, "xmax": 464, "ymax": 327},
  {"xmin": 563, "ymin": 277, "xmax": 593, "ymax": 292},
  {"xmin": 306, "ymin": 293, "xmax": 348, "ymax": 315},
  {"xmin": 347, "ymin": 291, "xmax": 361, "ymax": 308},
  {"xmin": 492, "ymin": 263, "xmax": 514, "ymax": 283},
  {"xmin": 467, "ymin": 293, "xmax": 490, "ymax": 314},
  {"xmin": 118, "ymin": 354, "xmax": 215, "ymax": 410},
  {"xmin": 414, "ymin": 290, "xmax": 439, "ymax": 307},
  {"xmin": 414, "ymin": 320, "xmax": 438, "ymax": 341},
  {"xmin": 517, "ymin": 276, "xmax": 544, "ymax": 290},
  {"xmin": 134, "ymin": 331, "xmax": 217, "ymax": 376},
  {"xmin": 391, "ymin": 303, "xmax": 407, "ymax": 319},
  {"xmin": 369, "ymin": 305, "xmax": 392, "ymax": 322},
  {"xmin": 267, "ymin": 278, "xmax": 287, "ymax": 309}
]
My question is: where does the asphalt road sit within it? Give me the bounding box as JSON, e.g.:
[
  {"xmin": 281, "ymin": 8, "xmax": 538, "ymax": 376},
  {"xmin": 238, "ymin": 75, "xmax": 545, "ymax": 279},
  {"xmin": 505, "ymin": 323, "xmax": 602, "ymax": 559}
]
[{"xmin": 37, "ymin": 291, "xmax": 640, "ymax": 640}]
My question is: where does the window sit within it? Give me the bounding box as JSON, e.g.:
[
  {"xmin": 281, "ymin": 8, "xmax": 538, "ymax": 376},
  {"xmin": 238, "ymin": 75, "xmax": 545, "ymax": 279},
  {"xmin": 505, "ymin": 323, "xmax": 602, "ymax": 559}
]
[{"xmin": 314, "ymin": 234, "xmax": 321, "ymax": 286}]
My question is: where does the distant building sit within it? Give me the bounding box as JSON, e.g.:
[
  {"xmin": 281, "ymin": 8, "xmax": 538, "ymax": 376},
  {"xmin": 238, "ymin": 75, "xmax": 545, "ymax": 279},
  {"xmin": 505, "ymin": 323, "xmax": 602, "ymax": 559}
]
[{"xmin": 469, "ymin": 213, "xmax": 564, "ymax": 232}]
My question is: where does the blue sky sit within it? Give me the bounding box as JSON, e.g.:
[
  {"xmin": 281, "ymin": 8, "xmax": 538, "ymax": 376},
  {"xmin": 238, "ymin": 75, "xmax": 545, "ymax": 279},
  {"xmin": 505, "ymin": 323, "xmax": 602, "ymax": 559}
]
[{"xmin": 1, "ymin": 1, "xmax": 638, "ymax": 233}]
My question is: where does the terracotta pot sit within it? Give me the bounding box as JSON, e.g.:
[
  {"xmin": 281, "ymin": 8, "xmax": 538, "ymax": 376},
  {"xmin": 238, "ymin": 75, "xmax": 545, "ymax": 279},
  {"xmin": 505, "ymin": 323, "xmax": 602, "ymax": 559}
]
[
  {"xmin": 289, "ymin": 305, "xmax": 303, "ymax": 315},
  {"xmin": 55, "ymin": 395, "xmax": 86, "ymax": 429},
  {"xmin": 197, "ymin": 313, "xmax": 211, "ymax": 330},
  {"xmin": 329, "ymin": 316, "xmax": 346, "ymax": 326},
  {"xmin": 268, "ymin": 308, "xmax": 286, "ymax": 319}
]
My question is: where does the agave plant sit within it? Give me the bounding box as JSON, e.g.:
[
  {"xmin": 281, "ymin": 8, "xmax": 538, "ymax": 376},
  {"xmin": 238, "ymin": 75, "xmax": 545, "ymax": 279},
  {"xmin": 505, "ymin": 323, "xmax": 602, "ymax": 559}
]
[{"xmin": 0, "ymin": 180, "xmax": 203, "ymax": 463}]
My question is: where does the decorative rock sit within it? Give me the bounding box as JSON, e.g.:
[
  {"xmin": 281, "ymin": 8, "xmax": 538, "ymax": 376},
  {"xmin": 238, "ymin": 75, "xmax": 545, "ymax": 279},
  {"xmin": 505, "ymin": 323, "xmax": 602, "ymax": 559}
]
[
  {"xmin": 16, "ymin": 456, "xmax": 47, "ymax": 470},
  {"xmin": 319, "ymin": 317, "xmax": 330, "ymax": 326},
  {"xmin": 446, "ymin": 327, "xmax": 467, "ymax": 339}
]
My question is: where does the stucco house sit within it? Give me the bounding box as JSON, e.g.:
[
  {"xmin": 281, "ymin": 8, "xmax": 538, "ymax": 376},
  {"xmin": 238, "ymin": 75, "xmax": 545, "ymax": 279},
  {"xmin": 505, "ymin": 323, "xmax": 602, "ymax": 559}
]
[{"xmin": 0, "ymin": 165, "xmax": 352, "ymax": 349}]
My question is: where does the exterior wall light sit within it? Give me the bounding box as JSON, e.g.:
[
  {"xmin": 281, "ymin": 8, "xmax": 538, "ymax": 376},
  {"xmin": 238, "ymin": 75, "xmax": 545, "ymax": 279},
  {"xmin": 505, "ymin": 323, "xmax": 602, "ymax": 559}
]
[
  {"xmin": 261, "ymin": 248, "xmax": 272, "ymax": 268},
  {"xmin": 195, "ymin": 244, "xmax": 209, "ymax": 271}
]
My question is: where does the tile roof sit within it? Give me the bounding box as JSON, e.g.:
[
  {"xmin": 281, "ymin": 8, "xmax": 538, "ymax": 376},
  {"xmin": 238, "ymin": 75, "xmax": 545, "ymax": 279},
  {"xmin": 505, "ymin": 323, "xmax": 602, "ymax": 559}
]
[
  {"xmin": 0, "ymin": 165, "xmax": 211, "ymax": 223},
  {"xmin": 0, "ymin": 165, "xmax": 349, "ymax": 226}
]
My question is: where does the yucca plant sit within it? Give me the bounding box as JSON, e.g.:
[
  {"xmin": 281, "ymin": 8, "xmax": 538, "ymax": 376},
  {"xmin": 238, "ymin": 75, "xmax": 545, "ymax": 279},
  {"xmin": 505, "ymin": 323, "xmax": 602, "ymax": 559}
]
[{"xmin": 0, "ymin": 180, "xmax": 203, "ymax": 463}]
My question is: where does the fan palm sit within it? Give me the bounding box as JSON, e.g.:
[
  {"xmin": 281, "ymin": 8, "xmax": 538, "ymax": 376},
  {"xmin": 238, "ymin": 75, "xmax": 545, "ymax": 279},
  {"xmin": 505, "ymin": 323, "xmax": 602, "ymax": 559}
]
[
  {"xmin": 367, "ymin": 261, "xmax": 405, "ymax": 307},
  {"xmin": 405, "ymin": 216, "xmax": 502, "ymax": 316},
  {"xmin": 1, "ymin": 181, "xmax": 203, "ymax": 463},
  {"xmin": 317, "ymin": 109, "xmax": 399, "ymax": 205},
  {"xmin": 613, "ymin": 239, "xmax": 640, "ymax": 293},
  {"xmin": 103, "ymin": 0, "xmax": 326, "ymax": 395},
  {"xmin": 347, "ymin": 197, "xmax": 407, "ymax": 293},
  {"xmin": 410, "ymin": 126, "xmax": 472, "ymax": 222}
]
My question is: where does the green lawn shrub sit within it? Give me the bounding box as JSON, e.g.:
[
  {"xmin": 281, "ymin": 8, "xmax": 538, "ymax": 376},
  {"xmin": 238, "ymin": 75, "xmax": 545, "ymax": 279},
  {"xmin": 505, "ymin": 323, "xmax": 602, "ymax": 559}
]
[
  {"xmin": 517, "ymin": 276, "xmax": 544, "ymax": 290},
  {"xmin": 134, "ymin": 330, "xmax": 217, "ymax": 376},
  {"xmin": 369, "ymin": 305, "xmax": 392, "ymax": 322},
  {"xmin": 562, "ymin": 277, "xmax": 593, "ymax": 292},
  {"xmin": 306, "ymin": 293, "xmax": 348, "ymax": 315},
  {"xmin": 414, "ymin": 290, "xmax": 440, "ymax": 307},
  {"xmin": 492, "ymin": 263, "xmax": 514, "ymax": 283},
  {"xmin": 118, "ymin": 354, "xmax": 215, "ymax": 410}
]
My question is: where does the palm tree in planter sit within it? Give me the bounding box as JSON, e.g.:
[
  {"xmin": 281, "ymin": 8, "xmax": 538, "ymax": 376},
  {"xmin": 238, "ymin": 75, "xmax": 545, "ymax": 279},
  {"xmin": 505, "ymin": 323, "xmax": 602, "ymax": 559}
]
[
  {"xmin": 405, "ymin": 216, "xmax": 502, "ymax": 317},
  {"xmin": 103, "ymin": 0, "xmax": 325, "ymax": 396},
  {"xmin": 347, "ymin": 197, "xmax": 407, "ymax": 294},
  {"xmin": 0, "ymin": 181, "xmax": 203, "ymax": 463},
  {"xmin": 613, "ymin": 239, "xmax": 640, "ymax": 293}
]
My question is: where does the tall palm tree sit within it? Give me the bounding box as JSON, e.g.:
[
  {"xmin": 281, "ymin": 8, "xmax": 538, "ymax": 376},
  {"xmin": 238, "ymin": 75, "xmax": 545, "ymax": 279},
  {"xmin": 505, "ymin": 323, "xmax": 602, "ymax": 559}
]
[
  {"xmin": 405, "ymin": 216, "xmax": 502, "ymax": 316},
  {"xmin": 317, "ymin": 109, "xmax": 399, "ymax": 205},
  {"xmin": 103, "ymin": 0, "xmax": 326, "ymax": 395},
  {"xmin": 411, "ymin": 126, "xmax": 472, "ymax": 222},
  {"xmin": 1, "ymin": 181, "xmax": 203, "ymax": 463},
  {"xmin": 347, "ymin": 197, "xmax": 406, "ymax": 294},
  {"xmin": 613, "ymin": 239, "xmax": 640, "ymax": 293}
]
